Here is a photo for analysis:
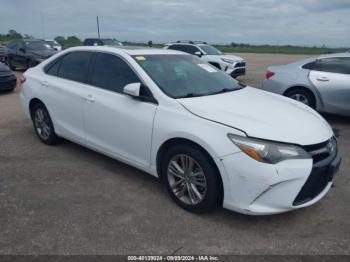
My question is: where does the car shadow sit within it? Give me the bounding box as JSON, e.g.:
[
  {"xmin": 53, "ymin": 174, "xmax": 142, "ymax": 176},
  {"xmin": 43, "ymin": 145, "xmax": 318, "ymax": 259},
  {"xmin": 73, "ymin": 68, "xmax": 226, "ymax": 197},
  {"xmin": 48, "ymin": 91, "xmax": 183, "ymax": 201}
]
[
  {"xmin": 57, "ymin": 138, "xmax": 311, "ymax": 225},
  {"xmin": 0, "ymin": 89, "xmax": 15, "ymax": 95}
]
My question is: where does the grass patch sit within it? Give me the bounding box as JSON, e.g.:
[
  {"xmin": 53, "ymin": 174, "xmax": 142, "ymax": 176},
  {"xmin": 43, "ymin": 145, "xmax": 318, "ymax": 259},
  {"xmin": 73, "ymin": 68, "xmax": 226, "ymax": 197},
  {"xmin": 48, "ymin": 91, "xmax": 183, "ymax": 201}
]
[{"xmin": 216, "ymin": 46, "xmax": 348, "ymax": 55}]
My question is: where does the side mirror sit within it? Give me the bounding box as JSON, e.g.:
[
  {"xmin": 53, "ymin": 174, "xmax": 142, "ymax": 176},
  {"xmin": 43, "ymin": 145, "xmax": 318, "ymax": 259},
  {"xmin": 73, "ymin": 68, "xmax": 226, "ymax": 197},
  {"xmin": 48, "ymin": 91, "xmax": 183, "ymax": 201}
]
[
  {"xmin": 123, "ymin": 83, "xmax": 141, "ymax": 97},
  {"xmin": 194, "ymin": 51, "xmax": 202, "ymax": 57},
  {"xmin": 19, "ymin": 47, "xmax": 26, "ymax": 53},
  {"xmin": 123, "ymin": 83, "xmax": 158, "ymax": 104}
]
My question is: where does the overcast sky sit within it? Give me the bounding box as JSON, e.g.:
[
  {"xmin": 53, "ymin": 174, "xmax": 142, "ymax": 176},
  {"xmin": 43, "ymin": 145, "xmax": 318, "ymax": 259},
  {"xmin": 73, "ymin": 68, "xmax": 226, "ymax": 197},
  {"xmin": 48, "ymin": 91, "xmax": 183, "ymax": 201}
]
[{"xmin": 1, "ymin": 0, "xmax": 349, "ymax": 47}]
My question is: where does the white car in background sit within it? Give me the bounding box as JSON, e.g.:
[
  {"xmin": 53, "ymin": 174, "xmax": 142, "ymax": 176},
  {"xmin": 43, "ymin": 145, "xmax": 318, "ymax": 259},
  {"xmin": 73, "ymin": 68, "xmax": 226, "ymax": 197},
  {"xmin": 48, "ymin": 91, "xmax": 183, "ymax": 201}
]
[
  {"xmin": 44, "ymin": 40, "xmax": 62, "ymax": 51},
  {"xmin": 165, "ymin": 41, "xmax": 246, "ymax": 78},
  {"xmin": 20, "ymin": 46, "xmax": 341, "ymax": 215}
]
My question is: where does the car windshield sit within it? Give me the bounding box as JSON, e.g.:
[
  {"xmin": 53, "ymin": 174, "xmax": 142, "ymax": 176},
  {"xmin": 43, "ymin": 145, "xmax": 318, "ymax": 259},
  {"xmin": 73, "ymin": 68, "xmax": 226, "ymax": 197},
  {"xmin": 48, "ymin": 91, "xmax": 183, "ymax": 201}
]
[
  {"xmin": 102, "ymin": 39, "xmax": 122, "ymax": 46},
  {"xmin": 133, "ymin": 54, "xmax": 244, "ymax": 98},
  {"xmin": 199, "ymin": 45, "xmax": 222, "ymax": 55},
  {"xmin": 26, "ymin": 41, "xmax": 53, "ymax": 50}
]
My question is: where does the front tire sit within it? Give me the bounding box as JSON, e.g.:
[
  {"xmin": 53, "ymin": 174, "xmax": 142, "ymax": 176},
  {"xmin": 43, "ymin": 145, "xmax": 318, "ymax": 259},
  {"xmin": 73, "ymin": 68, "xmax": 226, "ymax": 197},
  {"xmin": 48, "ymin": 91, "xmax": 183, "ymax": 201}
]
[
  {"xmin": 31, "ymin": 103, "xmax": 59, "ymax": 145},
  {"xmin": 160, "ymin": 144, "xmax": 221, "ymax": 213}
]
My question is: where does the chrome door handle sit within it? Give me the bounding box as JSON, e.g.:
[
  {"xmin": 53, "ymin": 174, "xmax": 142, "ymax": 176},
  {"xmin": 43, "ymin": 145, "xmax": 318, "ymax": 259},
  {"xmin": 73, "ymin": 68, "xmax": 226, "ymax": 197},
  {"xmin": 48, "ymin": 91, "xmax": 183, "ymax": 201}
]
[
  {"xmin": 317, "ymin": 77, "xmax": 330, "ymax": 82},
  {"xmin": 85, "ymin": 94, "xmax": 95, "ymax": 103}
]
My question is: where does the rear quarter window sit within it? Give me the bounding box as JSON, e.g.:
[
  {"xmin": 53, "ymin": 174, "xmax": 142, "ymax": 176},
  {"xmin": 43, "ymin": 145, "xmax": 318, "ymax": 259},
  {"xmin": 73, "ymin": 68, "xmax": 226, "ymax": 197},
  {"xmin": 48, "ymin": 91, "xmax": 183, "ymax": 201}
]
[
  {"xmin": 44, "ymin": 58, "xmax": 61, "ymax": 76},
  {"xmin": 302, "ymin": 61, "xmax": 316, "ymax": 70}
]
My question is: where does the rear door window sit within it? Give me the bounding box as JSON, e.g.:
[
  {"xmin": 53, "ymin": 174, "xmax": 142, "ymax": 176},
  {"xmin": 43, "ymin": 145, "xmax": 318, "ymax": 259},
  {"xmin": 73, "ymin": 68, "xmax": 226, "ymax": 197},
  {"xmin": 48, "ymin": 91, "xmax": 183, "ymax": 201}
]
[
  {"xmin": 186, "ymin": 45, "xmax": 200, "ymax": 55},
  {"xmin": 313, "ymin": 58, "xmax": 350, "ymax": 75},
  {"xmin": 58, "ymin": 51, "xmax": 93, "ymax": 83},
  {"xmin": 168, "ymin": 45, "xmax": 189, "ymax": 53}
]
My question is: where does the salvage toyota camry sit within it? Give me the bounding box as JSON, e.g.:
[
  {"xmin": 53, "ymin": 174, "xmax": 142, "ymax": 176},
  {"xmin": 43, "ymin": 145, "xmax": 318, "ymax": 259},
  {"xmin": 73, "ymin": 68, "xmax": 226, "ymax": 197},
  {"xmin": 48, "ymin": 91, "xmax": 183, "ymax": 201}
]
[{"xmin": 20, "ymin": 46, "xmax": 342, "ymax": 215}]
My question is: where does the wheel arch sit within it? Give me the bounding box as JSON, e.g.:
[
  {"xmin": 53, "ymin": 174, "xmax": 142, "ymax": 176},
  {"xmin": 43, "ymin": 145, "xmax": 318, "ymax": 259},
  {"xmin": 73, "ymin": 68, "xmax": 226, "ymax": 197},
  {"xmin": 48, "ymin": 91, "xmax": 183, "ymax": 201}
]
[
  {"xmin": 283, "ymin": 85, "xmax": 321, "ymax": 109},
  {"xmin": 29, "ymin": 98, "xmax": 45, "ymax": 119},
  {"xmin": 156, "ymin": 137, "xmax": 224, "ymax": 205}
]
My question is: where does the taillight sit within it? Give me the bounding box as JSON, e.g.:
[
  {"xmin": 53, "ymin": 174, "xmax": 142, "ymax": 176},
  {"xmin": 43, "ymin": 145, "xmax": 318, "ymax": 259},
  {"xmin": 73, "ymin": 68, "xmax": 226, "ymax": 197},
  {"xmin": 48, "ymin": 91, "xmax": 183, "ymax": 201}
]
[
  {"xmin": 20, "ymin": 75, "xmax": 26, "ymax": 85},
  {"xmin": 265, "ymin": 71, "xmax": 275, "ymax": 79}
]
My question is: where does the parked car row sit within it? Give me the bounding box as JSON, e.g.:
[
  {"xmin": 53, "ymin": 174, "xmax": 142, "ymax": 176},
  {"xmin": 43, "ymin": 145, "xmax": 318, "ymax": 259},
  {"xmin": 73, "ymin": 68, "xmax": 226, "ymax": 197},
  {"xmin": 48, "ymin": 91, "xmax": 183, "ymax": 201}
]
[{"xmin": 5, "ymin": 39, "xmax": 57, "ymax": 70}]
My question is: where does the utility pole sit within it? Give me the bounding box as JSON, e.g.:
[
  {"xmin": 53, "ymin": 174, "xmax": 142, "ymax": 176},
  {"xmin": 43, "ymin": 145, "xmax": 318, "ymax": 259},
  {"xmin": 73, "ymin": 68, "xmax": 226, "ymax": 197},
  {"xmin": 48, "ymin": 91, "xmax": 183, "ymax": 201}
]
[{"xmin": 97, "ymin": 16, "xmax": 100, "ymax": 39}]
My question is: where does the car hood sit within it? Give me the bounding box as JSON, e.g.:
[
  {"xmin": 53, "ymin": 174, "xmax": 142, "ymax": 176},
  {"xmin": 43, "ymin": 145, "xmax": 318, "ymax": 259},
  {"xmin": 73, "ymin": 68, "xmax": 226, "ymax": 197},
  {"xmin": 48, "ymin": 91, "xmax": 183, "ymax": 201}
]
[{"xmin": 178, "ymin": 87, "xmax": 333, "ymax": 146}]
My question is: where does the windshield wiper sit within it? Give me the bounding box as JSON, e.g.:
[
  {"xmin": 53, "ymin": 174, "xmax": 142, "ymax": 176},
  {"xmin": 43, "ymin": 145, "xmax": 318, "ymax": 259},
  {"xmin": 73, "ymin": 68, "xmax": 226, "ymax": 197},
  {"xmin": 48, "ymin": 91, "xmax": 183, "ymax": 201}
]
[
  {"xmin": 209, "ymin": 88, "xmax": 234, "ymax": 95},
  {"xmin": 176, "ymin": 93, "xmax": 203, "ymax": 99}
]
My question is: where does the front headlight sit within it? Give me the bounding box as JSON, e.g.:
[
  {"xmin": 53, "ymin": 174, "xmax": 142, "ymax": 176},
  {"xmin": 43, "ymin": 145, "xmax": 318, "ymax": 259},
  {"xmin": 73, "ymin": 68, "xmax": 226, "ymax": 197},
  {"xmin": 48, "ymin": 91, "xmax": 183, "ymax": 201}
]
[
  {"xmin": 221, "ymin": 58, "xmax": 235, "ymax": 64},
  {"xmin": 228, "ymin": 134, "xmax": 311, "ymax": 164}
]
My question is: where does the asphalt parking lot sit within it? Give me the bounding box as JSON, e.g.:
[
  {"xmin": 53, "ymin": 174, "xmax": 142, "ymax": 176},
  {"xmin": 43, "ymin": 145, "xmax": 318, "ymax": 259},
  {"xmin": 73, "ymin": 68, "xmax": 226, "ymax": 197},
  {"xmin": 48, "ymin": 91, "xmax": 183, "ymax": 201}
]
[{"xmin": 0, "ymin": 53, "xmax": 349, "ymax": 255}]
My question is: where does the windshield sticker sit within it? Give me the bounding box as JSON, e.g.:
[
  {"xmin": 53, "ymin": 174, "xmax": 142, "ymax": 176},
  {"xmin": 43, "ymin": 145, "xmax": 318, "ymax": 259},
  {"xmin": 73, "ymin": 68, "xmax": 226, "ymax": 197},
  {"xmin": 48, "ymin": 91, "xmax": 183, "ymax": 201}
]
[
  {"xmin": 198, "ymin": 64, "xmax": 218, "ymax": 73},
  {"xmin": 135, "ymin": 56, "xmax": 146, "ymax": 61}
]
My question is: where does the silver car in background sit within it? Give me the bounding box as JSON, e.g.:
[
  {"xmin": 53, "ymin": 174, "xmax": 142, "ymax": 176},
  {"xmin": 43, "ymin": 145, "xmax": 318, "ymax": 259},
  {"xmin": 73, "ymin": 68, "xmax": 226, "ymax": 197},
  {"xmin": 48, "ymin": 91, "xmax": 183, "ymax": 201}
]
[{"xmin": 262, "ymin": 53, "xmax": 350, "ymax": 116}]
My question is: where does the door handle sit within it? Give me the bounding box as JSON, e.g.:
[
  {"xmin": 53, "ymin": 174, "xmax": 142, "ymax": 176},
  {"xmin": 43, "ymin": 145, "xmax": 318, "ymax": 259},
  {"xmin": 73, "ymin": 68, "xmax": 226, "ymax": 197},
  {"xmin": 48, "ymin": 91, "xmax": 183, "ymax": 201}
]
[
  {"xmin": 317, "ymin": 77, "xmax": 330, "ymax": 82},
  {"xmin": 41, "ymin": 80, "xmax": 49, "ymax": 87},
  {"xmin": 85, "ymin": 94, "xmax": 95, "ymax": 103}
]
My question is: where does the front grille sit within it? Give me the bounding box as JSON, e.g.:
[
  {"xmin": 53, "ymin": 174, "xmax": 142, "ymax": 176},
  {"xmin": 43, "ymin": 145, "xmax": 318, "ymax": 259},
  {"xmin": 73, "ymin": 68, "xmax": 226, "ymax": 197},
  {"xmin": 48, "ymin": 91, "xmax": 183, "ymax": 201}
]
[
  {"xmin": 0, "ymin": 78, "xmax": 16, "ymax": 89},
  {"xmin": 293, "ymin": 137, "xmax": 339, "ymax": 206},
  {"xmin": 0, "ymin": 75, "xmax": 15, "ymax": 82},
  {"xmin": 235, "ymin": 62, "xmax": 246, "ymax": 68},
  {"xmin": 0, "ymin": 71, "xmax": 14, "ymax": 77},
  {"xmin": 0, "ymin": 46, "xmax": 5, "ymax": 55},
  {"xmin": 232, "ymin": 68, "xmax": 246, "ymax": 74},
  {"xmin": 303, "ymin": 138, "xmax": 337, "ymax": 164}
]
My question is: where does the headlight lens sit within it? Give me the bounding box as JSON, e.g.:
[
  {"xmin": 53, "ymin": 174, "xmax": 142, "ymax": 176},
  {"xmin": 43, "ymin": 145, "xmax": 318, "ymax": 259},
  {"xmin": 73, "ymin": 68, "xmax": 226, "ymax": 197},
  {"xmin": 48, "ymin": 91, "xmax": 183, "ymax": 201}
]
[
  {"xmin": 228, "ymin": 134, "xmax": 311, "ymax": 164},
  {"xmin": 221, "ymin": 58, "xmax": 235, "ymax": 64}
]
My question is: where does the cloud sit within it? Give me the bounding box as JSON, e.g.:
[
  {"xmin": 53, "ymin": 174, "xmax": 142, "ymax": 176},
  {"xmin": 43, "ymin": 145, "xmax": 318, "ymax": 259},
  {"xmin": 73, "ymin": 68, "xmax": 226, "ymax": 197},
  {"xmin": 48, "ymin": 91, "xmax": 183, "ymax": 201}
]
[
  {"xmin": 0, "ymin": 0, "xmax": 349, "ymax": 47},
  {"xmin": 302, "ymin": 0, "xmax": 350, "ymax": 12}
]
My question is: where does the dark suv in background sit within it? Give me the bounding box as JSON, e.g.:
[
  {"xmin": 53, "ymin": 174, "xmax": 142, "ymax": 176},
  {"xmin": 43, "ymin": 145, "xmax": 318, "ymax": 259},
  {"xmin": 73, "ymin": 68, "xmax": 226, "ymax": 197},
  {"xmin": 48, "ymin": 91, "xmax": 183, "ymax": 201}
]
[
  {"xmin": 6, "ymin": 39, "xmax": 56, "ymax": 70},
  {"xmin": 0, "ymin": 62, "xmax": 16, "ymax": 92},
  {"xmin": 83, "ymin": 38, "xmax": 123, "ymax": 47},
  {"xmin": 0, "ymin": 45, "xmax": 8, "ymax": 63}
]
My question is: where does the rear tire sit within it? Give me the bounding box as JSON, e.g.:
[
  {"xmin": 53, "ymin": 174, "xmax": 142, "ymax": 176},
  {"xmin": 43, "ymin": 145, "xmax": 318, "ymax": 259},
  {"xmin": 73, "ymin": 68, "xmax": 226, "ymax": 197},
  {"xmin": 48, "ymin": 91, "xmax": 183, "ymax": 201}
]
[
  {"xmin": 285, "ymin": 88, "xmax": 316, "ymax": 109},
  {"xmin": 160, "ymin": 144, "xmax": 220, "ymax": 213},
  {"xmin": 31, "ymin": 103, "xmax": 59, "ymax": 145}
]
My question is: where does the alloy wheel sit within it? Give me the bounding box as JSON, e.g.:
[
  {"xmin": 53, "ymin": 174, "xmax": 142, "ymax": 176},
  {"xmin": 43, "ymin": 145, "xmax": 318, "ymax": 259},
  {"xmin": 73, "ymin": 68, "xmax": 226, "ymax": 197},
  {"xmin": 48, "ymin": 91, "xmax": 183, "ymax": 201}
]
[
  {"xmin": 290, "ymin": 93, "xmax": 309, "ymax": 105},
  {"xmin": 167, "ymin": 154, "xmax": 207, "ymax": 205},
  {"xmin": 34, "ymin": 108, "xmax": 51, "ymax": 140}
]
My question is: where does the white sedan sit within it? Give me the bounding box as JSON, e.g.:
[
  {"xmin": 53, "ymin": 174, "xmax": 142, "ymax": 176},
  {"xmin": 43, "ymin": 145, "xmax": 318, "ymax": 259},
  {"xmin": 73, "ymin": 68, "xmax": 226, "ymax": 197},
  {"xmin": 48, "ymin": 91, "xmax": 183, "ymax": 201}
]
[{"xmin": 20, "ymin": 46, "xmax": 341, "ymax": 215}]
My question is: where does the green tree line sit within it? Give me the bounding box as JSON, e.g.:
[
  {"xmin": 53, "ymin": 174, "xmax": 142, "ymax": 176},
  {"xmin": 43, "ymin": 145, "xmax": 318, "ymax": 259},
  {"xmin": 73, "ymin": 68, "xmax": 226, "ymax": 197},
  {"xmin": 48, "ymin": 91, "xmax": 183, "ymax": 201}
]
[{"xmin": 0, "ymin": 30, "xmax": 82, "ymax": 47}]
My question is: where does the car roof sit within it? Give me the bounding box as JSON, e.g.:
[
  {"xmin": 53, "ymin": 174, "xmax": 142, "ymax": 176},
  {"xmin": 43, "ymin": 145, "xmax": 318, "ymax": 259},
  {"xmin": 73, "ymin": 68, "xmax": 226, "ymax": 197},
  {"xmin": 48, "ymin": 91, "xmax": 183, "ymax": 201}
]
[
  {"xmin": 64, "ymin": 46, "xmax": 187, "ymax": 56},
  {"xmin": 167, "ymin": 42, "xmax": 209, "ymax": 46},
  {"xmin": 84, "ymin": 38, "xmax": 118, "ymax": 41},
  {"xmin": 23, "ymin": 39, "xmax": 45, "ymax": 42},
  {"xmin": 318, "ymin": 52, "xmax": 350, "ymax": 59}
]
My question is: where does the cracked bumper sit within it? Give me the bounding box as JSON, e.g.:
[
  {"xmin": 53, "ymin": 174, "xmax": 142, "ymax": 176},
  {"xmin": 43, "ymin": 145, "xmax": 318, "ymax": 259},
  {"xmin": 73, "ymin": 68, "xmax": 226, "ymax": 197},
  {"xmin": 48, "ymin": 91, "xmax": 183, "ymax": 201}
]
[{"xmin": 216, "ymin": 151, "xmax": 338, "ymax": 215}]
